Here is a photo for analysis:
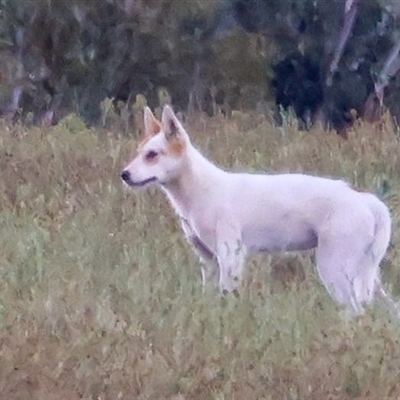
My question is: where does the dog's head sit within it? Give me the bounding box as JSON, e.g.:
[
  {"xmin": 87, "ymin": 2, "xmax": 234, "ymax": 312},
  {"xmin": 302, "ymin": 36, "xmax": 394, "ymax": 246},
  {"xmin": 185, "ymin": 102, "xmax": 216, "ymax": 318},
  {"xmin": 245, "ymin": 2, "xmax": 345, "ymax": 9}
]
[{"xmin": 121, "ymin": 105, "xmax": 189, "ymax": 187}]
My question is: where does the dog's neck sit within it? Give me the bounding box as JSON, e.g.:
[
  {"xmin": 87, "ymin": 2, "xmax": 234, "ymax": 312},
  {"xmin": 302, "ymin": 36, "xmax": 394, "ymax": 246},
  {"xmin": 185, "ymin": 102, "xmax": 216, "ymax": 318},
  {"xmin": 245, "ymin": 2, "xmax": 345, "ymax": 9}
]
[{"xmin": 161, "ymin": 144, "xmax": 225, "ymax": 219}]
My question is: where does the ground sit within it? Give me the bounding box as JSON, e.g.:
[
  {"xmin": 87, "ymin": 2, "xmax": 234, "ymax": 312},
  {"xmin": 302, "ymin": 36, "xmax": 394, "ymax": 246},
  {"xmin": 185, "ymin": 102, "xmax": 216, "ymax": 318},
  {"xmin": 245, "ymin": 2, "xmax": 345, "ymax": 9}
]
[{"xmin": 0, "ymin": 111, "xmax": 400, "ymax": 399}]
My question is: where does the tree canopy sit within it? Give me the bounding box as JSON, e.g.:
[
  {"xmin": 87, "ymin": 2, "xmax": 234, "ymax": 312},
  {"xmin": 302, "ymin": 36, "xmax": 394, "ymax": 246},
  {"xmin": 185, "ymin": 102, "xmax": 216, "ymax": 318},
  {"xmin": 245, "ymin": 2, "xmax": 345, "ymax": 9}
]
[{"xmin": 1, "ymin": 0, "xmax": 400, "ymax": 132}]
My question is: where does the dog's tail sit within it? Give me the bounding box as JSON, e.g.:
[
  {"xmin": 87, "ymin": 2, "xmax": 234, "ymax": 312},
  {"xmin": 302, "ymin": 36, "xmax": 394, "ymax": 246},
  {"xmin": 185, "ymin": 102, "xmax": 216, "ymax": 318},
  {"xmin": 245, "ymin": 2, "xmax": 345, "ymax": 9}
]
[
  {"xmin": 364, "ymin": 193, "xmax": 391, "ymax": 263},
  {"xmin": 364, "ymin": 193, "xmax": 399, "ymax": 318}
]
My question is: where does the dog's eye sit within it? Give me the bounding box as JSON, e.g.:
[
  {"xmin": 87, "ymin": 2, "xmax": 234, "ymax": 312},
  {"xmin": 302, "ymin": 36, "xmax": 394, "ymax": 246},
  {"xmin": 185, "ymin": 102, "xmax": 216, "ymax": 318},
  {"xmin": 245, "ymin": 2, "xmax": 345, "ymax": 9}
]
[{"xmin": 145, "ymin": 150, "xmax": 158, "ymax": 161}]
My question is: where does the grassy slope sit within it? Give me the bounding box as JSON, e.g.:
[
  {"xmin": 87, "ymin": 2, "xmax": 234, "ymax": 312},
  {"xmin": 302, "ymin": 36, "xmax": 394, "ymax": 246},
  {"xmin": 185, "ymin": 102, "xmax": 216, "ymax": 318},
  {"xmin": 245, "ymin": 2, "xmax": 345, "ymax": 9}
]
[{"xmin": 1, "ymin": 112, "xmax": 400, "ymax": 399}]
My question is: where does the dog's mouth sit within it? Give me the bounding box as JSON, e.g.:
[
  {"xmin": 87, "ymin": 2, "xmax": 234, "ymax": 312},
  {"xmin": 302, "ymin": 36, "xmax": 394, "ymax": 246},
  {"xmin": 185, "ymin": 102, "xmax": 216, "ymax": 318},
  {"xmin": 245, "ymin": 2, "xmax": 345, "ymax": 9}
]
[{"xmin": 121, "ymin": 171, "xmax": 157, "ymax": 187}]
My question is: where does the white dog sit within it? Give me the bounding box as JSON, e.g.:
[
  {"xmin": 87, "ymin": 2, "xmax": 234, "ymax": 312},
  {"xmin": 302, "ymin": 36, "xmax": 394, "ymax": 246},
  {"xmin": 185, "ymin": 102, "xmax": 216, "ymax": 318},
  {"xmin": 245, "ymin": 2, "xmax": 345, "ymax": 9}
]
[{"xmin": 122, "ymin": 105, "xmax": 396, "ymax": 316}]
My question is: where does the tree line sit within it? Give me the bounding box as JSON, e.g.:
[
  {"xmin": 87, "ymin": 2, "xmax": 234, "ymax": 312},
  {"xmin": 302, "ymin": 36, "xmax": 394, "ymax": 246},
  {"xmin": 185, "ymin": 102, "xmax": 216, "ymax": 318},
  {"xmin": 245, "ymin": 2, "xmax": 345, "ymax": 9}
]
[{"xmin": 1, "ymin": 0, "xmax": 400, "ymax": 134}]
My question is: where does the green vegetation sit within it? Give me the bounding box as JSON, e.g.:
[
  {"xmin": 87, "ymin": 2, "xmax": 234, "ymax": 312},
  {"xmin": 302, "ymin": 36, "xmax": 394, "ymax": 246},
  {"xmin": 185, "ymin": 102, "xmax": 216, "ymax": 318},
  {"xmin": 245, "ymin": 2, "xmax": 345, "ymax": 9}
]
[
  {"xmin": 2, "ymin": 0, "xmax": 400, "ymax": 131},
  {"xmin": 1, "ymin": 112, "xmax": 400, "ymax": 399}
]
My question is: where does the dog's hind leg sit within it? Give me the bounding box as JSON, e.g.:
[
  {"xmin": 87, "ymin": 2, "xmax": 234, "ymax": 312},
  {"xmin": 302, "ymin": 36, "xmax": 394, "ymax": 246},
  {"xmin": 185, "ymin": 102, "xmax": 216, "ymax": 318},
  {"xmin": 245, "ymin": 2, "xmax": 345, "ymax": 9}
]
[{"xmin": 315, "ymin": 228, "xmax": 378, "ymax": 316}]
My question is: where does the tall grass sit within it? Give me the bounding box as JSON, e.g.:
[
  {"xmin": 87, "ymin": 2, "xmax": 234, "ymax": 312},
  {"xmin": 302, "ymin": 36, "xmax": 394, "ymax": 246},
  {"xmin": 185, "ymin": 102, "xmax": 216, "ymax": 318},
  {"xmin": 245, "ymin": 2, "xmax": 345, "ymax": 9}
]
[{"xmin": 1, "ymin": 112, "xmax": 400, "ymax": 399}]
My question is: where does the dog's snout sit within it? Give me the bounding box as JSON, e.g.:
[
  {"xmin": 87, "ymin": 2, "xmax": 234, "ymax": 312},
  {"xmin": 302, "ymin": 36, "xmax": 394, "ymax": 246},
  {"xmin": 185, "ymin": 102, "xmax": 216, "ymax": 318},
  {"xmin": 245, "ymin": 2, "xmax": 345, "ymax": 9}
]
[{"xmin": 121, "ymin": 170, "xmax": 131, "ymax": 183}]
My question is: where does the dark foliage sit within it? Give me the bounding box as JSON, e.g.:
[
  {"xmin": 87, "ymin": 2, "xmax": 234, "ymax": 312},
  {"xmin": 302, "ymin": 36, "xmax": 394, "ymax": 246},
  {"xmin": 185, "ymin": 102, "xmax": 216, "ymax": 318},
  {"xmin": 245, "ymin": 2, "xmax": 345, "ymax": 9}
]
[
  {"xmin": 231, "ymin": 0, "xmax": 400, "ymax": 133},
  {"xmin": 271, "ymin": 53, "xmax": 323, "ymax": 128},
  {"xmin": 0, "ymin": 0, "xmax": 236, "ymax": 124},
  {"xmin": 1, "ymin": 0, "xmax": 400, "ymax": 132}
]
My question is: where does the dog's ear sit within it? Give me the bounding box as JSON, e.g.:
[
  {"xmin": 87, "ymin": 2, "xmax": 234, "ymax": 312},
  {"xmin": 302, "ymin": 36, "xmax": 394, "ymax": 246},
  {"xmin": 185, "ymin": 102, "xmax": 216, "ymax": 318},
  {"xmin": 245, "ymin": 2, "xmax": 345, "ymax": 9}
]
[
  {"xmin": 161, "ymin": 105, "xmax": 186, "ymax": 141},
  {"xmin": 144, "ymin": 107, "xmax": 161, "ymax": 137}
]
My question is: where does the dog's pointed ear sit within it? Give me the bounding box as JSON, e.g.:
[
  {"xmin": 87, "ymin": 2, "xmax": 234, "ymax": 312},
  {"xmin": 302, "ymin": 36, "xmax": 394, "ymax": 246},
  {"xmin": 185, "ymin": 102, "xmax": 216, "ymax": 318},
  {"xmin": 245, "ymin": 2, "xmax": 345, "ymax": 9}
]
[
  {"xmin": 144, "ymin": 107, "xmax": 161, "ymax": 137},
  {"xmin": 161, "ymin": 105, "xmax": 186, "ymax": 141}
]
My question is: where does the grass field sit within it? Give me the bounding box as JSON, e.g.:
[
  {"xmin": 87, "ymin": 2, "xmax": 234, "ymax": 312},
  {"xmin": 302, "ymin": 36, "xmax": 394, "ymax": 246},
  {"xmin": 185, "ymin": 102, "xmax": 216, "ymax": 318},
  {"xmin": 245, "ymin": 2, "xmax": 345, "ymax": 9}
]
[{"xmin": 1, "ymin": 111, "xmax": 400, "ymax": 399}]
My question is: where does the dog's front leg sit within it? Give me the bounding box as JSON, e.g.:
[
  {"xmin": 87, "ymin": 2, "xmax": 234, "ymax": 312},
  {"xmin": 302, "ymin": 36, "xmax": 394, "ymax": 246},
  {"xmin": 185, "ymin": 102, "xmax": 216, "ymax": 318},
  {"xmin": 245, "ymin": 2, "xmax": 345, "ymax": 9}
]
[
  {"xmin": 200, "ymin": 259, "xmax": 219, "ymax": 292},
  {"xmin": 216, "ymin": 218, "xmax": 246, "ymax": 294},
  {"xmin": 180, "ymin": 218, "xmax": 219, "ymax": 290},
  {"xmin": 190, "ymin": 235, "xmax": 219, "ymax": 291}
]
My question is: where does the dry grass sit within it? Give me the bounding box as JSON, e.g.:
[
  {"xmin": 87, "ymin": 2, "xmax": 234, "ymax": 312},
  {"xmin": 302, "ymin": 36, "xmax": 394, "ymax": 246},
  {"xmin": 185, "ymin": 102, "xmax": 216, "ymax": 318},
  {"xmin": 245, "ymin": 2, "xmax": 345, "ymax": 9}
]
[{"xmin": 1, "ymin": 112, "xmax": 400, "ymax": 399}]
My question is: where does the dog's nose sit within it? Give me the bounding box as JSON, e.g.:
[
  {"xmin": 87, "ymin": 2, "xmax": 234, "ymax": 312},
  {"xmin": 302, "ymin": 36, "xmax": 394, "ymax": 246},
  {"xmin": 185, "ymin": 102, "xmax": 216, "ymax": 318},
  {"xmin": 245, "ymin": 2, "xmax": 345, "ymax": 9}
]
[{"xmin": 121, "ymin": 170, "xmax": 130, "ymax": 183}]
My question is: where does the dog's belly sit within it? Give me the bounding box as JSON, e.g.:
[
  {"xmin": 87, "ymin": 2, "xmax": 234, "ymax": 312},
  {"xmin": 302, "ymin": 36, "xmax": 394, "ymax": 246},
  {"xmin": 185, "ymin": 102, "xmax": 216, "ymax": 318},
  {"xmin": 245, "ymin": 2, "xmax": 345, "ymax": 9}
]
[{"xmin": 243, "ymin": 223, "xmax": 318, "ymax": 253}]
